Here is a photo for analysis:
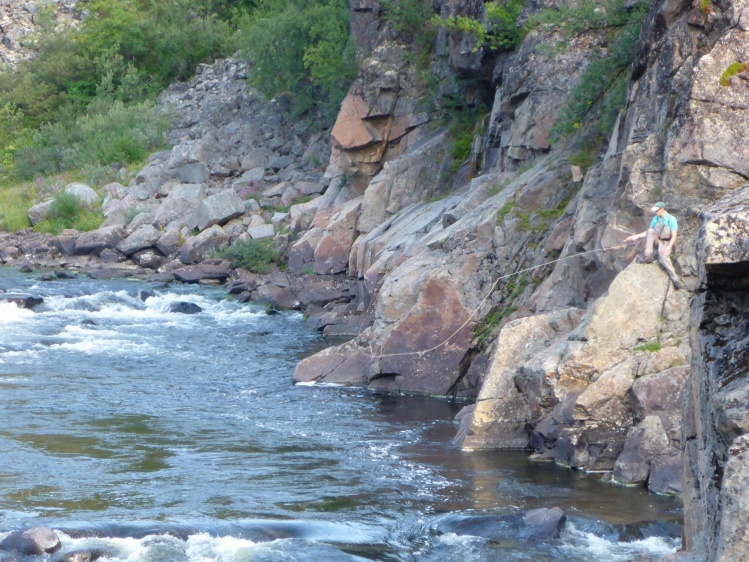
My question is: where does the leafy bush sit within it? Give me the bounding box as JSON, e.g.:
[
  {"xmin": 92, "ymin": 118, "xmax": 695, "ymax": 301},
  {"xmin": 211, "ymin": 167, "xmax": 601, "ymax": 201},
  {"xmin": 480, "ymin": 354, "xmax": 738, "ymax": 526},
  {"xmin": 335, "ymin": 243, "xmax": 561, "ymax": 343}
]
[
  {"xmin": 35, "ymin": 191, "xmax": 104, "ymax": 234},
  {"xmin": 214, "ymin": 238, "xmax": 284, "ymax": 273},
  {"xmin": 11, "ymin": 100, "xmax": 170, "ymax": 181},
  {"xmin": 382, "ymin": 0, "xmax": 437, "ymax": 53},
  {"xmin": 549, "ymin": 0, "xmax": 649, "ymax": 140},
  {"xmin": 237, "ymin": 0, "xmax": 356, "ymax": 118},
  {"xmin": 0, "ymin": 186, "xmax": 33, "ymax": 231},
  {"xmin": 431, "ymin": 0, "xmax": 527, "ymax": 53}
]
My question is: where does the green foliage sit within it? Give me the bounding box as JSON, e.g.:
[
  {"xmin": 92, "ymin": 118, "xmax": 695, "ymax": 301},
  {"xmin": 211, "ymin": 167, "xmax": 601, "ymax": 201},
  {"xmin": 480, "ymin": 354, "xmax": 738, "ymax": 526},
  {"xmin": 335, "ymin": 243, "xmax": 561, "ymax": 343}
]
[
  {"xmin": 0, "ymin": 186, "xmax": 33, "ymax": 231},
  {"xmin": 496, "ymin": 198, "xmax": 516, "ymax": 223},
  {"xmin": 237, "ymin": 0, "xmax": 356, "ymax": 118},
  {"xmin": 431, "ymin": 0, "xmax": 527, "ymax": 52},
  {"xmin": 474, "ymin": 274, "xmax": 531, "ymax": 344},
  {"xmin": 448, "ymin": 107, "xmax": 488, "ymax": 171},
  {"xmin": 518, "ymin": 199, "xmax": 570, "ymax": 231},
  {"xmin": 568, "ymin": 149, "xmax": 597, "ymax": 172},
  {"xmin": 720, "ymin": 62, "xmax": 747, "ymax": 86},
  {"xmin": 634, "ymin": 341, "xmax": 662, "ymax": 353},
  {"xmin": 550, "ymin": 1, "xmax": 648, "ymax": 141},
  {"xmin": 382, "ymin": 0, "xmax": 436, "ymax": 52},
  {"xmin": 213, "ymin": 238, "xmax": 284, "ymax": 273},
  {"xmin": 35, "ymin": 191, "xmax": 104, "ymax": 234},
  {"xmin": 0, "ymin": 0, "xmax": 239, "ymax": 183},
  {"xmin": 10, "ymin": 101, "xmax": 170, "ymax": 181}
]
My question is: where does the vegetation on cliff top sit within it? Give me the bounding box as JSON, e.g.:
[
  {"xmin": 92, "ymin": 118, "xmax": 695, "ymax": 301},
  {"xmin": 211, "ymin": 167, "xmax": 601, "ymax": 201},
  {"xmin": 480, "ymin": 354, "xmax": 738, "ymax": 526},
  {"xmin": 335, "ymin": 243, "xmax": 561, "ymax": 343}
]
[
  {"xmin": 0, "ymin": 0, "xmax": 355, "ymax": 232},
  {"xmin": 0, "ymin": 0, "xmax": 353, "ymax": 187}
]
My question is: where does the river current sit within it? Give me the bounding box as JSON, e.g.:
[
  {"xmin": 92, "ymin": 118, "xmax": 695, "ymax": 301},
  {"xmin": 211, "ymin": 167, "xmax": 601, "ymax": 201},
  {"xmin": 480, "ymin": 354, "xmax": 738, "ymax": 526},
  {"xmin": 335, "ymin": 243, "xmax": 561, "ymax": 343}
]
[{"xmin": 0, "ymin": 267, "xmax": 682, "ymax": 561}]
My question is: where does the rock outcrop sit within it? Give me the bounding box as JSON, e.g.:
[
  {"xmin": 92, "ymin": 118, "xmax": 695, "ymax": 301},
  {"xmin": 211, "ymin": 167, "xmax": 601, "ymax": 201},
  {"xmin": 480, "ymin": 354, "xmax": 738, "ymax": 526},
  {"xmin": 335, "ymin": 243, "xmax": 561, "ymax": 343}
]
[{"xmin": 682, "ymin": 185, "xmax": 749, "ymax": 562}]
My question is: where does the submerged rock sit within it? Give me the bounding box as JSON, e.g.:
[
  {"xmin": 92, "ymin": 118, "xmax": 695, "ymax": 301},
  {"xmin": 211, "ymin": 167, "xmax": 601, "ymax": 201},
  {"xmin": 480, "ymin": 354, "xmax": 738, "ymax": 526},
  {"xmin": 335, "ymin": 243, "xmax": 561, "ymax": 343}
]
[
  {"xmin": 435, "ymin": 507, "xmax": 567, "ymax": 542},
  {"xmin": 0, "ymin": 293, "xmax": 43, "ymax": 308},
  {"xmin": 168, "ymin": 301, "xmax": 202, "ymax": 314},
  {"xmin": 53, "ymin": 549, "xmax": 112, "ymax": 562}
]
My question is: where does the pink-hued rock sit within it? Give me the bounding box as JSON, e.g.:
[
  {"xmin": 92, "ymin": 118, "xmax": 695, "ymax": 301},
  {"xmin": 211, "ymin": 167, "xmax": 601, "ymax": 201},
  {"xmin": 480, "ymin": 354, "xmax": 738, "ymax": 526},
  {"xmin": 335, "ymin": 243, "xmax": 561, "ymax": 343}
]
[{"xmin": 313, "ymin": 198, "xmax": 362, "ymax": 274}]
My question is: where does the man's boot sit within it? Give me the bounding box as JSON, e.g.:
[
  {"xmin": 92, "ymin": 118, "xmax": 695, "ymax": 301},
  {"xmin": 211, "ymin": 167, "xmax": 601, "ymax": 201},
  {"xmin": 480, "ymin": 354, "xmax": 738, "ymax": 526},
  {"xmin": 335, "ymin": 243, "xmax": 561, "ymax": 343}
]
[{"xmin": 637, "ymin": 254, "xmax": 654, "ymax": 264}]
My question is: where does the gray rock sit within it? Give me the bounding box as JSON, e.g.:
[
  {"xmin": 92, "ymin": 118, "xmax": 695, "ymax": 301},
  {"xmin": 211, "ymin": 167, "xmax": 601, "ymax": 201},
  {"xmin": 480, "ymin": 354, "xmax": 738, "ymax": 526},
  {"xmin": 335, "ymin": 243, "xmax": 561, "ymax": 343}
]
[
  {"xmin": 248, "ymin": 224, "xmax": 274, "ymax": 239},
  {"xmin": 173, "ymin": 263, "xmax": 232, "ymax": 283},
  {"xmin": 0, "ymin": 246, "xmax": 19, "ymax": 262},
  {"xmin": 153, "ymin": 184, "xmax": 207, "ymax": 228},
  {"xmin": 53, "ymin": 549, "xmax": 111, "ymax": 562},
  {"xmin": 179, "ymin": 225, "xmax": 229, "ymax": 264},
  {"xmin": 64, "ymin": 183, "xmax": 98, "ymax": 205},
  {"xmin": 74, "ymin": 225, "xmax": 125, "ymax": 256},
  {"xmin": 0, "ymin": 294, "xmax": 43, "ymax": 308},
  {"xmin": 28, "ymin": 199, "xmax": 54, "ymax": 226},
  {"xmin": 188, "ymin": 190, "xmax": 245, "ymax": 231},
  {"xmin": 154, "ymin": 229, "xmax": 182, "ymax": 257},
  {"xmin": 168, "ymin": 301, "xmax": 202, "ymax": 314},
  {"xmin": 117, "ymin": 225, "xmax": 161, "ymax": 256},
  {"xmin": 0, "ymin": 526, "xmax": 61, "ymax": 555},
  {"xmin": 167, "ymin": 162, "xmax": 210, "ymax": 184},
  {"xmin": 99, "ymin": 248, "xmax": 128, "ymax": 263},
  {"xmin": 268, "ymin": 155, "xmax": 293, "ymax": 171},
  {"xmin": 131, "ymin": 248, "xmax": 166, "ymax": 269},
  {"xmin": 648, "ymin": 452, "xmax": 683, "ymax": 495},
  {"xmin": 240, "ymin": 149, "xmax": 268, "ymax": 170},
  {"xmin": 435, "ymin": 507, "xmax": 567, "ymax": 542},
  {"xmin": 614, "ymin": 416, "xmax": 671, "ymax": 486}
]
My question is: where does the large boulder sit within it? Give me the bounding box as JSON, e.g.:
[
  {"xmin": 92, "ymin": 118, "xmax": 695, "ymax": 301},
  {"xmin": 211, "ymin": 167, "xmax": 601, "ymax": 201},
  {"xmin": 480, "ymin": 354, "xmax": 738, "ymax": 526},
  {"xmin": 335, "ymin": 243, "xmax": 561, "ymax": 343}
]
[
  {"xmin": 153, "ymin": 184, "xmax": 207, "ymax": 228},
  {"xmin": 173, "ymin": 263, "xmax": 232, "ymax": 283},
  {"xmin": 188, "ymin": 190, "xmax": 245, "ymax": 231},
  {"xmin": 74, "ymin": 225, "xmax": 124, "ymax": 256},
  {"xmin": 28, "ymin": 200, "xmax": 55, "ymax": 226},
  {"xmin": 65, "ymin": 183, "xmax": 98, "ymax": 205},
  {"xmin": 313, "ymin": 197, "xmax": 362, "ymax": 274},
  {"xmin": 179, "ymin": 225, "xmax": 229, "ymax": 264},
  {"xmin": 614, "ymin": 416, "xmax": 672, "ymax": 486},
  {"xmin": 116, "ymin": 224, "xmax": 161, "ymax": 256},
  {"xmin": 0, "ymin": 526, "xmax": 61, "ymax": 555},
  {"xmin": 682, "ymin": 186, "xmax": 749, "ymax": 560},
  {"xmin": 435, "ymin": 507, "xmax": 567, "ymax": 542}
]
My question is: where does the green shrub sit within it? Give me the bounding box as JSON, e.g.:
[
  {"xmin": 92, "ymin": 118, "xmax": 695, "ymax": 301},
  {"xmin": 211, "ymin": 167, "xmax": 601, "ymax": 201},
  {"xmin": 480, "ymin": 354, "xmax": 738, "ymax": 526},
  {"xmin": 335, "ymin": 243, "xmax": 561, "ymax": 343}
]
[
  {"xmin": 237, "ymin": 0, "xmax": 356, "ymax": 119},
  {"xmin": 382, "ymin": 0, "xmax": 437, "ymax": 52},
  {"xmin": 11, "ymin": 100, "xmax": 170, "ymax": 181},
  {"xmin": 550, "ymin": 4, "xmax": 646, "ymax": 141},
  {"xmin": 35, "ymin": 191, "xmax": 104, "ymax": 234},
  {"xmin": 720, "ymin": 62, "xmax": 747, "ymax": 86},
  {"xmin": 214, "ymin": 238, "xmax": 284, "ymax": 273},
  {"xmin": 634, "ymin": 341, "xmax": 662, "ymax": 353},
  {"xmin": 0, "ymin": 186, "xmax": 33, "ymax": 231},
  {"xmin": 432, "ymin": 0, "xmax": 527, "ymax": 52}
]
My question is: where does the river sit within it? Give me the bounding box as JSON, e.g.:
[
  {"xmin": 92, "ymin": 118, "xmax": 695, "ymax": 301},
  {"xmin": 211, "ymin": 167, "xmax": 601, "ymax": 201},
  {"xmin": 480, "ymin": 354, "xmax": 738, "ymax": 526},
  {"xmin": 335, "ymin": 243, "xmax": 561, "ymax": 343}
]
[{"xmin": 0, "ymin": 267, "xmax": 682, "ymax": 561}]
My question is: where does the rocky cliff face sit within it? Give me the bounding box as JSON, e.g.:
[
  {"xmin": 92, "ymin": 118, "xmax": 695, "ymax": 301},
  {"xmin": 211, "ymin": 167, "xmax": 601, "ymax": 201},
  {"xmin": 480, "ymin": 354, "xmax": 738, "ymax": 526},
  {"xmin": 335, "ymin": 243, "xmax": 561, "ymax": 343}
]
[
  {"xmin": 294, "ymin": 0, "xmax": 749, "ymax": 557},
  {"xmin": 3, "ymin": 0, "xmax": 747, "ymax": 557},
  {"xmin": 0, "ymin": 0, "xmax": 79, "ymax": 67},
  {"xmin": 682, "ymin": 186, "xmax": 749, "ymax": 561}
]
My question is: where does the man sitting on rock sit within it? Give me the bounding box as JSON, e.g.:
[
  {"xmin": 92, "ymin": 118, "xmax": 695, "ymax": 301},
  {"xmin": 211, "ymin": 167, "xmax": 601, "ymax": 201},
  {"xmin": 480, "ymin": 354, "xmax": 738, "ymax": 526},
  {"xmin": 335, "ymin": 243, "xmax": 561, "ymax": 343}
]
[{"xmin": 625, "ymin": 201, "xmax": 683, "ymax": 290}]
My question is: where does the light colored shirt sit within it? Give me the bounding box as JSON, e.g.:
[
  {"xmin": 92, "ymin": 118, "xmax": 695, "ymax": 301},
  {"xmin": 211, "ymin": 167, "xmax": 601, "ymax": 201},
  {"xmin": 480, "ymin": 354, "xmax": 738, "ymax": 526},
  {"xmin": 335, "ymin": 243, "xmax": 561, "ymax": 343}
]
[{"xmin": 650, "ymin": 212, "xmax": 678, "ymax": 232}]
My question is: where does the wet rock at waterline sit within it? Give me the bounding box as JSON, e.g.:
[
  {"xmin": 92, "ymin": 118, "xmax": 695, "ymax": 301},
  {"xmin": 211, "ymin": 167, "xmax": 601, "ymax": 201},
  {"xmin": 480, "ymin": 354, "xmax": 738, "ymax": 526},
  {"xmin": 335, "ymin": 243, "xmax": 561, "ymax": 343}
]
[
  {"xmin": 435, "ymin": 507, "xmax": 567, "ymax": 542},
  {"xmin": 0, "ymin": 293, "xmax": 43, "ymax": 308},
  {"xmin": 168, "ymin": 301, "xmax": 202, "ymax": 314},
  {"xmin": 53, "ymin": 549, "xmax": 113, "ymax": 562},
  {"xmin": 0, "ymin": 526, "xmax": 61, "ymax": 555}
]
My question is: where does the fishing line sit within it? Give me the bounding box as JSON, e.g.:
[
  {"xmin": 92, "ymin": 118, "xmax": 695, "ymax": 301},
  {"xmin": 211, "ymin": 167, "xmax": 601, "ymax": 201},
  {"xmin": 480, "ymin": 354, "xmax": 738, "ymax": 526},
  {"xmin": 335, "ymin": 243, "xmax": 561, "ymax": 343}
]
[{"xmin": 360, "ymin": 241, "xmax": 633, "ymax": 360}]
